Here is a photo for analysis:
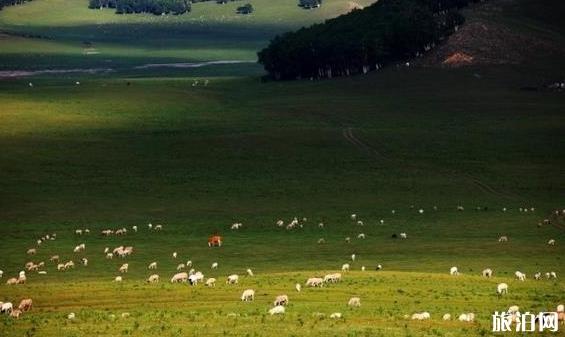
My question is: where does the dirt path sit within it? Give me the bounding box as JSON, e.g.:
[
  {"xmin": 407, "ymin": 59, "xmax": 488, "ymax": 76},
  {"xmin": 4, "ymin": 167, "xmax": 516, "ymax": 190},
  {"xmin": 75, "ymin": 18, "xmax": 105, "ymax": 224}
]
[
  {"xmin": 0, "ymin": 60, "xmax": 256, "ymax": 79},
  {"xmin": 342, "ymin": 127, "xmax": 519, "ymax": 200}
]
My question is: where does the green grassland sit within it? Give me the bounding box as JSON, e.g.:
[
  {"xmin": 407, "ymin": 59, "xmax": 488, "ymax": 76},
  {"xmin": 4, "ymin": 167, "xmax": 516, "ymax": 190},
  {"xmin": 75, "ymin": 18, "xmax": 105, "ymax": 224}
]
[
  {"xmin": 0, "ymin": 66, "xmax": 564, "ymax": 336},
  {"xmin": 0, "ymin": 0, "xmax": 565, "ymax": 336}
]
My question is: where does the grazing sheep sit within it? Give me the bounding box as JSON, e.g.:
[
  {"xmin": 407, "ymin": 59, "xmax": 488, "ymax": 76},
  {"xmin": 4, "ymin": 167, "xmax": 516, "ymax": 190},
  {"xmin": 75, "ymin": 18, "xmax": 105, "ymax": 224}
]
[
  {"xmin": 305, "ymin": 278, "xmax": 324, "ymax": 287},
  {"xmin": 226, "ymin": 274, "xmax": 239, "ymax": 284},
  {"xmin": 348, "ymin": 297, "xmax": 361, "ymax": 307},
  {"xmin": 418, "ymin": 208, "xmax": 424, "ymax": 214},
  {"xmin": 515, "ymin": 271, "xmax": 526, "ymax": 281},
  {"xmin": 38, "ymin": 271, "xmax": 47, "ymax": 275},
  {"xmin": 269, "ymin": 305, "xmax": 285, "ymax": 315},
  {"xmin": 106, "ymin": 253, "xmax": 113, "ymax": 259},
  {"xmin": 400, "ymin": 233, "xmax": 407, "ymax": 239},
  {"xmin": 534, "ymin": 272, "xmax": 542, "ymax": 280},
  {"xmin": 205, "ymin": 278, "xmax": 216, "ymax": 287},
  {"xmin": 342, "ymin": 263, "xmax": 350, "ymax": 272},
  {"xmin": 318, "ymin": 222, "xmax": 324, "ymax": 228},
  {"xmin": 172, "ymin": 252, "xmax": 177, "ymax": 259},
  {"xmin": 317, "ymin": 238, "xmax": 325, "ymax": 244},
  {"xmin": 147, "ymin": 274, "xmax": 159, "ymax": 283},
  {"xmin": 16, "ymin": 275, "xmax": 26, "ymax": 284},
  {"xmin": 148, "ymin": 262, "xmax": 157, "ymax": 269},
  {"xmin": 324, "ymin": 273, "xmax": 342, "ymax": 283},
  {"xmin": 1, "ymin": 302, "xmax": 13, "ymax": 313},
  {"xmin": 231, "ymin": 223, "xmax": 243, "ymax": 230},
  {"xmin": 27, "ymin": 248, "xmax": 36, "ymax": 255},
  {"xmin": 508, "ymin": 305, "xmax": 519, "ymax": 314},
  {"xmin": 357, "ymin": 233, "xmax": 365, "ymax": 239},
  {"xmin": 549, "ymin": 271, "xmax": 557, "ymax": 279},
  {"xmin": 330, "ymin": 312, "xmax": 342, "ymax": 319},
  {"xmin": 154, "ymin": 224, "xmax": 163, "ymax": 231},
  {"xmin": 295, "ymin": 283, "xmax": 301, "ymax": 292},
  {"xmin": 171, "ymin": 272, "xmax": 188, "ymax": 283},
  {"xmin": 186, "ymin": 260, "xmax": 193, "ymax": 268},
  {"xmin": 497, "ymin": 283, "xmax": 508, "ymax": 295},
  {"xmin": 345, "ymin": 237, "xmax": 351, "ymax": 243},
  {"xmin": 57, "ymin": 263, "xmax": 66, "ymax": 271},
  {"xmin": 0, "ymin": 270, "xmax": 2, "ymax": 278},
  {"xmin": 498, "ymin": 236, "xmax": 508, "ymax": 242},
  {"xmin": 18, "ymin": 299, "xmax": 32, "ymax": 312},
  {"xmin": 176, "ymin": 263, "xmax": 186, "ymax": 271},
  {"xmin": 357, "ymin": 220, "xmax": 364, "ymax": 226},
  {"xmin": 211, "ymin": 262, "xmax": 218, "ymax": 269},
  {"xmin": 188, "ymin": 272, "xmax": 204, "ymax": 285},
  {"xmin": 351, "ymin": 214, "xmax": 357, "ymax": 220},
  {"xmin": 450, "ymin": 267, "xmax": 459, "ymax": 276},
  {"xmin": 443, "ymin": 313, "xmax": 451, "ymax": 320},
  {"xmin": 247, "ymin": 268, "xmax": 254, "ymax": 277},
  {"xmin": 119, "ymin": 263, "xmax": 129, "ymax": 273},
  {"xmin": 50, "ymin": 255, "xmax": 60, "ymax": 263},
  {"xmin": 376, "ymin": 264, "xmax": 382, "ymax": 270},
  {"xmin": 132, "ymin": 225, "xmax": 137, "ymax": 232},
  {"xmin": 10, "ymin": 309, "xmax": 22, "ymax": 319},
  {"xmin": 273, "ymin": 295, "xmax": 289, "ymax": 306},
  {"xmin": 114, "ymin": 276, "xmax": 123, "ymax": 282},
  {"xmin": 548, "ymin": 239, "xmax": 556, "ymax": 246},
  {"xmin": 351, "ymin": 254, "xmax": 356, "ymax": 261},
  {"xmin": 411, "ymin": 312, "xmax": 430, "ymax": 320},
  {"xmin": 241, "ymin": 289, "xmax": 255, "ymax": 301},
  {"xmin": 458, "ymin": 313, "xmax": 475, "ymax": 322},
  {"xmin": 81, "ymin": 258, "xmax": 88, "ymax": 267},
  {"xmin": 482, "ymin": 268, "xmax": 493, "ymax": 278},
  {"xmin": 276, "ymin": 219, "xmax": 284, "ymax": 227},
  {"xmin": 67, "ymin": 312, "xmax": 75, "ymax": 320},
  {"xmin": 361, "ymin": 266, "xmax": 365, "ymax": 271}
]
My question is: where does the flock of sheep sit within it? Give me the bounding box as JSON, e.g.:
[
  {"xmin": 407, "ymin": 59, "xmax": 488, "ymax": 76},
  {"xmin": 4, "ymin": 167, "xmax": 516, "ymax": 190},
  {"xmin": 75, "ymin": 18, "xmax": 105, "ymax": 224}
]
[{"xmin": 1, "ymin": 206, "xmax": 563, "ymax": 324}]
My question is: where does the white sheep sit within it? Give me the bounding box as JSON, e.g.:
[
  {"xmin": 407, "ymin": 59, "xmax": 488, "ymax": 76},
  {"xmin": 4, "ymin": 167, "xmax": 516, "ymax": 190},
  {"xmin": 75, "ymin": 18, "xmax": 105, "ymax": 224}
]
[
  {"xmin": 172, "ymin": 252, "xmax": 177, "ymax": 259},
  {"xmin": 148, "ymin": 262, "xmax": 157, "ymax": 269},
  {"xmin": 450, "ymin": 266, "xmax": 459, "ymax": 276},
  {"xmin": 548, "ymin": 239, "xmax": 556, "ymax": 246},
  {"xmin": 211, "ymin": 262, "xmax": 218, "ymax": 269},
  {"xmin": 119, "ymin": 263, "xmax": 129, "ymax": 273},
  {"xmin": 442, "ymin": 313, "xmax": 451, "ymax": 320},
  {"xmin": 318, "ymin": 222, "xmax": 324, "ymax": 228},
  {"xmin": 147, "ymin": 274, "xmax": 159, "ymax": 283},
  {"xmin": 0, "ymin": 270, "xmax": 3, "ymax": 278},
  {"xmin": 350, "ymin": 214, "xmax": 357, "ymax": 220},
  {"xmin": 497, "ymin": 283, "xmax": 508, "ymax": 295},
  {"xmin": 515, "ymin": 271, "xmax": 526, "ymax": 281},
  {"xmin": 246, "ymin": 268, "xmax": 254, "ymax": 277},
  {"xmin": 342, "ymin": 263, "xmax": 350, "ymax": 272},
  {"xmin": 356, "ymin": 220, "xmax": 364, "ymax": 226},
  {"xmin": 305, "ymin": 277, "xmax": 324, "ymax": 287},
  {"xmin": 273, "ymin": 295, "xmax": 289, "ymax": 306},
  {"xmin": 324, "ymin": 273, "xmax": 342, "ymax": 283},
  {"xmin": 351, "ymin": 254, "xmax": 356, "ymax": 261},
  {"xmin": 482, "ymin": 268, "xmax": 493, "ymax": 278},
  {"xmin": 458, "ymin": 313, "xmax": 475, "ymax": 322},
  {"xmin": 132, "ymin": 225, "xmax": 138, "ymax": 232},
  {"xmin": 498, "ymin": 236, "xmax": 508, "ymax": 242},
  {"xmin": 226, "ymin": 274, "xmax": 239, "ymax": 284},
  {"xmin": 241, "ymin": 289, "xmax": 255, "ymax": 301},
  {"xmin": 269, "ymin": 305, "xmax": 285, "ymax": 315},
  {"xmin": 176, "ymin": 263, "xmax": 186, "ymax": 271},
  {"xmin": 295, "ymin": 283, "xmax": 301, "ymax": 292},
  {"xmin": 348, "ymin": 297, "xmax": 361, "ymax": 307},
  {"xmin": 171, "ymin": 272, "xmax": 188, "ymax": 283},
  {"xmin": 81, "ymin": 258, "xmax": 88, "ymax": 266},
  {"xmin": 411, "ymin": 312, "xmax": 430, "ymax": 320},
  {"xmin": 357, "ymin": 233, "xmax": 365, "ymax": 239},
  {"xmin": 400, "ymin": 233, "xmax": 407, "ymax": 239},
  {"xmin": 534, "ymin": 272, "xmax": 542, "ymax": 280},
  {"xmin": 106, "ymin": 253, "xmax": 113, "ymax": 259},
  {"xmin": 330, "ymin": 312, "xmax": 342, "ymax": 319},
  {"xmin": 67, "ymin": 312, "xmax": 75, "ymax": 320},
  {"xmin": 1, "ymin": 302, "xmax": 13, "ymax": 314},
  {"xmin": 114, "ymin": 276, "xmax": 123, "ymax": 282},
  {"xmin": 205, "ymin": 278, "xmax": 216, "ymax": 287}
]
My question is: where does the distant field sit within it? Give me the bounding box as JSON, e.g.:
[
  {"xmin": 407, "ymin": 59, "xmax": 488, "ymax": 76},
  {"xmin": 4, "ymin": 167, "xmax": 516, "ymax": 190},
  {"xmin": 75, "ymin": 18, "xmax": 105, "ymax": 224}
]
[{"xmin": 0, "ymin": 0, "xmax": 376, "ymax": 71}]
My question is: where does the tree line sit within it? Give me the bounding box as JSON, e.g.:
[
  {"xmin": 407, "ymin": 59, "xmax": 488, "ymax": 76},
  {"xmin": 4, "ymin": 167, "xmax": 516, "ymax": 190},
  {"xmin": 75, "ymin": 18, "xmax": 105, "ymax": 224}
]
[
  {"xmin": 0, "ymin": 0, "xmax": 32, "ymax": 11},
  {"xmin": 258, "ymin": 0, "xmax": 486, "ymax": 80},
  {"xmin": 88, "ymin": 0, "xmax": 191, "ymax": 15}
]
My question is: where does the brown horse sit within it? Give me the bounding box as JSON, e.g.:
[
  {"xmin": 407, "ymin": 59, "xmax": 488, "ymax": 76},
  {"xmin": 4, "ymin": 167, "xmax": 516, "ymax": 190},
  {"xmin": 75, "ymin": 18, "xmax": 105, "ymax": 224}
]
[{"xmin": 208, "ymin": 235, "xmax": 222, "ymax": 247}]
